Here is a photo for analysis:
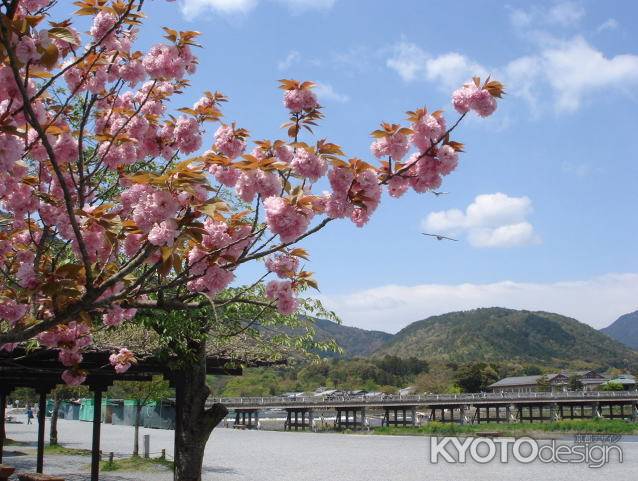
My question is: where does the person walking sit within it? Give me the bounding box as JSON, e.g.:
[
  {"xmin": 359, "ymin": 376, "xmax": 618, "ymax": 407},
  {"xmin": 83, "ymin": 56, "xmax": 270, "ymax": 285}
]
[{"xmin": 26, "ymin": 405, "xmax": 34, "ymax": 425}]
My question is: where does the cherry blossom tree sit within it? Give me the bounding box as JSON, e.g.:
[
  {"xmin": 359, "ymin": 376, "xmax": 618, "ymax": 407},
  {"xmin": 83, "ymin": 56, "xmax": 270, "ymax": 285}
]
[
  {"xmin": 0, "ymin": 0, "xmax": 502, "ymax": 393},
  {"xmin": 0, "ymin": 2, "xmax": 504, "ymax": 479}
]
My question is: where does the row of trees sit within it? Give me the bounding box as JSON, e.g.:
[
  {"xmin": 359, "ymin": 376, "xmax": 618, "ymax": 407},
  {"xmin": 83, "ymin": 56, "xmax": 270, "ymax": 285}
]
[{"xmin": 216, "ymin": 355, "xmax": 430, "ymax": 396}]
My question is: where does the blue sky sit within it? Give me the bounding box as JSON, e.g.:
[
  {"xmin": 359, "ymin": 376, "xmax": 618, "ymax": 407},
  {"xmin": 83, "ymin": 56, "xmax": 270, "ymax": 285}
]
[{"xmin": 64, "ymin": 0, "xmax": 638, "ymax": 331}]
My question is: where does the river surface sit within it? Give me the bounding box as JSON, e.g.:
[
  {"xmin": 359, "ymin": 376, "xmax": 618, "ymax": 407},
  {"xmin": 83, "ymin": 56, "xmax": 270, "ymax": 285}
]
[{"xmin": 6, "ymin": 419, "xmax": 637, "ymax": 480}]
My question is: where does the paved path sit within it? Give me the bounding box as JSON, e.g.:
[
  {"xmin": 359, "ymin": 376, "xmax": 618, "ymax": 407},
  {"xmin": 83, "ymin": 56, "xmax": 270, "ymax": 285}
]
[{"xmin": 5, "ymin": 419, "xmax": 638, "ymax": 480}]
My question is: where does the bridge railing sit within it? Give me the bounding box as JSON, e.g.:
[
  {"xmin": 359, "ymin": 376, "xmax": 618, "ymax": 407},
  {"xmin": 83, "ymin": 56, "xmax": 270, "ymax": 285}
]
[{"xmin": 212, "ymin": 389, "xmax": 638, "ymax": 407}]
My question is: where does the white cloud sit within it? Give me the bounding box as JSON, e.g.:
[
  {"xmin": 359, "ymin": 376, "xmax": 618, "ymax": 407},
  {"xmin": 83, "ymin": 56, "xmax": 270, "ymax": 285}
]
[
  {"xmin": 546, "ymin": 1, "xmax": 585, "ymax": 27},
  {"xmin": 597, "ymin": 18, "xmax": 619, "ymax": 33},
  {"xmin": 562, "ymin": 161, "xmax": 602, "ymax": 177},
  {"xmin": 508, "ymin": 8, "xmax": 533, "ymax": 29},
  {"xmin": 320, "ymin": 273, "xmax": 638, "ymax": 333},
  {"xmin": 385, "ymin": 42, "xmax": 430, "ymax": 82},
  {"xmin": 314, "ymin": 82, "xmax": 349, "ymax": 103},
  {"xmin": 388, "ymin": 36, "xmax": 638, "ymax": 114},
  {"xmin": 507, "ymin": 2, "xmax": 585, "ymax": 29},
  {"xmin": 179, "ymin": 0, "xmax": 335, "ymax": 18},
  {"xmin": 424, "ymin": 193, "xmax": 540, "ymax": 248},
  {"xmin": 540, "ymin": 36, "xmax": 638, "ymax": 112},
  {"xmin": 278, "ymin": 50, "xmax": 301, "ymax": 70},
  {"xmin": 179, "ymin": 0, "xmax": 257, "ymax": 17},
  {"xmin": 276, "ymin": 0, "xmax": 336, "ymax": 13},
  {"xmin": 424, "ymin": 53, "xmax": 488, "ymax": 90},
  {"xmin": 386, "ymin": 43, "xmax": 488, "ymax": 90}
]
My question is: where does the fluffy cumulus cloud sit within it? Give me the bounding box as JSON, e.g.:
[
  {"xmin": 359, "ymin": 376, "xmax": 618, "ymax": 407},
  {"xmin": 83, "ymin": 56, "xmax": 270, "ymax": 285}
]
[
  {"xmin": 387, "ymin": 35, "xmax": 638, "ymax": 114},
  {"xmin": 179, "ymin": 0, "xmax": 335, "ymax": 18},
  {"xmin": 386, "ymin": 43, "xmax": 487, "ymax": 89},
  {"xmin": 536, "ymin": 36, "xmax": 638, "ymax": 112},
  {"xmin": 508, "ymin": 2, "xmax": 585, "ymax": 28},
  {"xmin": 597, "ymin": 18, "xmax": 619, "ymax": 33},
  {"xmin": 278, "ymin": 50, "xmax": 300, "ymax": 70},
  {"xmin": 276, "ymin": 0, "xmax": 336, "ymax": 13},
  {"xmin": 179, "ymin": 0, "xmax": 257, "ymax": 17},
  {"xmin": 320, "ymin": 273, "xmax": 638, "ymax": 333},
  {"xmin": 314, "ymin": 82, "xmax": 349, "ymax": 103},
  {"xmin": 424, "ymin": 193, "xmax": 540, "ymax": 248}
]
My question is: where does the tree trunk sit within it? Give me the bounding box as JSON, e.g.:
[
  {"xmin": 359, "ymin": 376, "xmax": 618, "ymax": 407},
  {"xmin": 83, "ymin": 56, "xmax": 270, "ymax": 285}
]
[
  {"xmin": 133, "ymin": 400, "xmax": 141, "ymax": 457},
  {"xmin": 173, "ymin": 342, "xmax": 227, "ymax": 481},
  {"xmin": 49, "ymin": 395, "xmax": 61, "ymax": 445}
]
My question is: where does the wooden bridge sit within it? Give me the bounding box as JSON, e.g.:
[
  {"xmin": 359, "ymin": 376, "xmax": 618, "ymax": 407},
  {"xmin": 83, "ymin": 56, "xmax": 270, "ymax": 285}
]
[{"xmin": 212, "ymin": 391, "xmax": 638, "ymax": 430}]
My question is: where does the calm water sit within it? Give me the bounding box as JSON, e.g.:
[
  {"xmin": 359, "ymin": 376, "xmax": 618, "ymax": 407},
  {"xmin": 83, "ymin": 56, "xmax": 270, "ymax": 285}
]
[{"xmin": 6, "ymin": 419, "xmax": 638, "ymax": 481}]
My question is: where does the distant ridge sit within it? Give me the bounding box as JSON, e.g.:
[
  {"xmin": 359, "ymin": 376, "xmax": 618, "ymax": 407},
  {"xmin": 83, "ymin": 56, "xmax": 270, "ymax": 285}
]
[
  {"xmin": 372, "ymin": 307, "xmax": 638, "ymax": 370},
  {"xmin": 601, "ymin": 310, "xmax": 638, "ymax": 350},
  {"xmin": 307, "ymin": 317, "xmax": 393, "ymax": 358}
]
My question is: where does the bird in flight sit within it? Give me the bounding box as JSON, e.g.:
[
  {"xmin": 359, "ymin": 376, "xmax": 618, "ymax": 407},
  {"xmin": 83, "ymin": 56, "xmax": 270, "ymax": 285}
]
[
  {"xmin": 432, "ymin": 191, "xmax": 449, "ymax": 196},
  {"xmin": 421, "ymin": 233, "xmax": 458, "ymax": 242}
]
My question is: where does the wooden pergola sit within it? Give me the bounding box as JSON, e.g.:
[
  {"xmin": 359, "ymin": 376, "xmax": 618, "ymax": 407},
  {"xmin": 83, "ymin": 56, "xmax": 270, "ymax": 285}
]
[{"xmin": 0, "ymin": 344, "xmax": 263, "ymax": 481}]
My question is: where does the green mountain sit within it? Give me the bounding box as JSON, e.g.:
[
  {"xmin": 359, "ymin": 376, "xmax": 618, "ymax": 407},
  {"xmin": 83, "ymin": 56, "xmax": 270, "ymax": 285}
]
[
  {"xmin": 373, "ymin": 307, "xmax": 638, "ymax": 370},
  {"xmin": 601, "ymin": 310, "xmax": 638, "ymax": 349},
  {"xmin": 310, "ymin": 318, "xmax": 393, "ymax": 358}
]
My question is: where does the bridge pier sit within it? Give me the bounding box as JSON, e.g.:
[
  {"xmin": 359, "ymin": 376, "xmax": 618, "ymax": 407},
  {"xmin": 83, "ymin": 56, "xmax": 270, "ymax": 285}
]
[
  {"xmin": 335, "ymin": 407, "xmax": 366, "ymax": 431},
  {"xmin": 592, "ymin": 402, "xmax": 601, "ymax": 419},
  {"xmin": 459, "ymin": 405, "xmax": 466, "ymax": 424},
  {"xmin": 285, "ymin": 408, "xmax": 313, "ymax": 431},
  {"xmin": 234, "ymin": 409, "xmax": 259, "ymax": 429},
  {"xmin": 382, "ymin": 406, "xmax": 417, "ymax": 427},
  {"xmin": 560, "ymin": 402, "xmax": 589, "ymax": 419},
  {"xmin": 517, "ymin": 403, "xmax": 553, "ymax": 423},
  {"xmin": 507, "ymin": 404, "xmax": 518, "ymax": 423},
  {"xmin": 475, "ymin": 404, "xmax": 509, "ymax": 424},
  {"xmin": 599, "ymin": 401, "xmax": 635, "ymax": 420}
]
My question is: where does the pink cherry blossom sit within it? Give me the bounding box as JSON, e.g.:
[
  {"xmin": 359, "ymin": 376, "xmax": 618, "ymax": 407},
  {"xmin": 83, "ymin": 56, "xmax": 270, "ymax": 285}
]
[
  {"xmin": 214, "ymin": 125, "xmax": 246, "ymax": 159},
  {"xmin": 452, "ymin": 84, "xmax": 477, "ymax": 114},
  {"xmin": 90, "ymin": 11, "xmax": 117, "ymax": 42},
  {"xmin": 109, "ymin": 347, "xmax": 136, "ymax": 374},
  {"xmin": 263, "ymin": 196, "xmax": 313, "ymax": 243},
  {"xmin": 370, "ymin": 133, "xmax": 409, "ymax": 161},
  {"xmin": 283, "ymin": 88, "xmax": 318, "ymax": 113},
  {"xmin": 103, "ymin": 304, "xmax": 137, "ymax": 327},
  {"xmin": 411, "ymin": 114, "xmax": 443, "ymax": 152},
  {"xmin": 387, "ymin": 175, "xmax": 410, "ymax": 198},
  {"xmin": 21, "ymin": 0, "xmax": 49, "ymax": 12},
  {"xmin": 15, "ymin": 36, "xmax": 39, "ymax": 64},
  {"xmin": 59, "ymin": 349, "xmax": 83, "ymax": 367},
  {"xmin": 275, "ymin": 144, "xmax": 293, "ymax": 163},
  {"xmin": 174, "ymin": 116, "xmax": 202, "ymax": 154},
  {"xmin": 209, "ymin": 164, "xmax": 241, "ymax": 187},
  {"xmin": 469, "ymin": 88, "xmax": 497, "ymax": 117},
  {"xmin": 290, "ymin": 149, "xmax": 327, "ymax": 182},
  {"xmin": 148, "ymin": 219, "xmax": 179, "ymax": 247},
  {"xmin": 61, "ymin": 369, "xmax": 86, "ymax": 386},
  {"xmin": 0, "ymin": 343, "xmax": 18, "ymax": 352},
  {"xmin": 437, "ymin": 145, "xmax": 459, "ymax": 175},
  {"xmin": 265, "ymin": 253, "xmax": 299, "ymax": 278},
  {"xmin": 0, "ymin": 299, "xmax": 29, "ymax": 326},
  {"xmin": 143, "ymin": 43, "xmax": 188, "ymax": 80},
  {"xmin": 265, "ymin": 279, "xmax": 297, "ymax": 315}
]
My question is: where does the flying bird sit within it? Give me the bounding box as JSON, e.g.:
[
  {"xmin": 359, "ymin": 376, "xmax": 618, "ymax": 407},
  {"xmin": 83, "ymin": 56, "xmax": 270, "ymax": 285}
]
[
  {"xmin": 421, "ymin": 233, "xmax": 458, "ymax": 242},
  {"xmin": 432, "ymin": 191, "xmax": 449, "ymax": 197}
]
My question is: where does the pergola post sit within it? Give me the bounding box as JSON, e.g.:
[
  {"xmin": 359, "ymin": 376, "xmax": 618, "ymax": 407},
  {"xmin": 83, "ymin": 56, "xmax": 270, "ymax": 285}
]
[
  {"xmin": 90, "ymin": 384, "xmax": 108, "ymax": 481},
  {"xmin": 0, "ymin": 388, "xmax": 9, "ymax": 464},
  {"xmin": 36, "ymin": 387, "xmax": 49, "ymax": 473}
]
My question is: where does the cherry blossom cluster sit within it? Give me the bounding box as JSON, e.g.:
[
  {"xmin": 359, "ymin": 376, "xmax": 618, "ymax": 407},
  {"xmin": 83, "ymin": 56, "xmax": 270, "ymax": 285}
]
[
  {"xmin": 109, "ymin": 347, "xmax": 136, "ymax": 374},
  {"xmin": 37, "ymin": 322, "xmax": 92, "ymax": 385}
]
